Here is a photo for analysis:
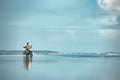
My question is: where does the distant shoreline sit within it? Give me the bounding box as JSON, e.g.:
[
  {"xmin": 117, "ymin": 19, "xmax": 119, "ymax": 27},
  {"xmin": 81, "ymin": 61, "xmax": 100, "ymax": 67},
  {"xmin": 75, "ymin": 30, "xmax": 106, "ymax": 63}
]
[{"xmin": 0, "ymin": 50, "xmax": 120, "ymax": 57}]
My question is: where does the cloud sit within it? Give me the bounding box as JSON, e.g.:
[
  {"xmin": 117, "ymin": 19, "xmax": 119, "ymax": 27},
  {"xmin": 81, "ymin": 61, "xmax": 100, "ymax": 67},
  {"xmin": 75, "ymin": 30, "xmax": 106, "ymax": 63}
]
[
  {"xmin": 99, "ymin": 29, "xmax": 120, "ymax": 40},
  {"xmin": 47, "ymin": 29, "xmax": 79, "ymax": 42},
  {"xmin": 66, "ymin": 29, "xmax": 77, "ymax": 35},
  {"xmin": 97, "ymin": 0, "xmax": 120, "ymax": 26},
  {"xmin": 48, "ymin": 34, "xmax": 65, "ymax": 42},
  {"xmin": 87, "ymin": 15, "xmax": 118, "ymax": 26},
  {"xmin": 97, "ymin": 0, "xmax": 120, "ymax": 13},
  {"xmin": 66, "ymin": 29, "xmax": 78, "ymax": 41},
  {"xmin": 7, "ymin": 22, "xmax": 25, "ymax": 25}
]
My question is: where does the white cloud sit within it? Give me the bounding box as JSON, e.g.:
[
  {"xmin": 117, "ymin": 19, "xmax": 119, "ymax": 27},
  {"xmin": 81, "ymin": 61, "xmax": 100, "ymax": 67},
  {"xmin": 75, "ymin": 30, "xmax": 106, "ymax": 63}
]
[
  {"xmin": 66, "ymin": 29, "xmax": 76, "ymax": 35},
  {"xmin": 97, "ymin": 0, "xmax": 120, "ymax": 13},
  {"xmin": 66, "ymin": 29, "xmax": 78, "ymax": 41},
  {"xmin": 97, "ymin": 0, "xmax": 120, "ymax": 26},
  {"xmin": 48, "ymin": 34, "xmax": 65, "ymax": 42},
  {"xmin": 47, "ymin": 29, "xmax": 79, "ymax": 42},
  {"xmin": 87, "ymin": 15, "xmax": 118, "ymax": 26},
  {"xmin": 99, "ymin": 29, "xmax": 114, "ymax": 36},
  {"xmin": 7, "ymin": 22, "xmax": 25, "ymax": 25},
  {"xmin": 99, "ymin": 29, "xmax": 120, "ymax": 39}
]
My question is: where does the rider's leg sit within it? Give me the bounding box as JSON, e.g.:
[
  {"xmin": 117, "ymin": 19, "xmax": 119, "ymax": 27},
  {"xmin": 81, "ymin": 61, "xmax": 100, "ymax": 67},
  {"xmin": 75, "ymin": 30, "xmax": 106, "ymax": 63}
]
[{"xmin": 29, "ymin": 50, "xmax": 33, "ymax": 56}]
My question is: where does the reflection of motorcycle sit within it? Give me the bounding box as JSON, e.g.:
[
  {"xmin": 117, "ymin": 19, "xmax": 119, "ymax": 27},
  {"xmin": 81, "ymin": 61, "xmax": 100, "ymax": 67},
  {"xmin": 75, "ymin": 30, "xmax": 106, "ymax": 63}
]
[
  {"xmin": 23, "ymin": 50, "xmax": 33, "ymax": 57},
  {"xmin": 23, "ymin": 56, "xmax": 32, "ymax": 71}
]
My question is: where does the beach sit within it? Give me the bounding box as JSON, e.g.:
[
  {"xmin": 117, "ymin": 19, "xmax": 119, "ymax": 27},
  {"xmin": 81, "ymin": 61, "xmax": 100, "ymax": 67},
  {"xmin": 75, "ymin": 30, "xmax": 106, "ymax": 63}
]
[{"xmin": 0, "ymin": 52, "xmax": 120, "ymax": 80}]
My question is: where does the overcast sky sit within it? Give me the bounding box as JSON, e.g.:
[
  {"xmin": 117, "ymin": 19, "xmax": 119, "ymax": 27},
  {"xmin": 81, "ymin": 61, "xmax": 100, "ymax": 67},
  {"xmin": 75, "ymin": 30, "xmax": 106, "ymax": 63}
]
[{"xmin": 0, "ymin": 0, "xmax": 120, "ymax": 52}]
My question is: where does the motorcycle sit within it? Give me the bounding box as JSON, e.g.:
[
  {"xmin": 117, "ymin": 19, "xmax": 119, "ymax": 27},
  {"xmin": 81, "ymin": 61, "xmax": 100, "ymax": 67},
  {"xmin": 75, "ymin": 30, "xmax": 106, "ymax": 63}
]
[{"xmin": 23, "ymin": 50, "xmax": 33, "ymax": 57}]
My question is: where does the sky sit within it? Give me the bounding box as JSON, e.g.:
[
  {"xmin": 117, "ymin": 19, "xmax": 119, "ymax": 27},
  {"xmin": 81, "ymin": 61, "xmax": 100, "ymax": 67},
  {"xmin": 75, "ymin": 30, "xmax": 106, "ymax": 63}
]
[{"xmin": 0, "ymin": 0, "xmax": 120, "ymax": 53}]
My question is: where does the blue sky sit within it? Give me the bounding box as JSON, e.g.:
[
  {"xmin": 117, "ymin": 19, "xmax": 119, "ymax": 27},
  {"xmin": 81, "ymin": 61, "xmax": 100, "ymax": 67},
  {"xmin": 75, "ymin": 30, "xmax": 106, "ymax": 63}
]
[{"xmin": 0, "ymin": 0, "xmax": 120, "ymax": 52}]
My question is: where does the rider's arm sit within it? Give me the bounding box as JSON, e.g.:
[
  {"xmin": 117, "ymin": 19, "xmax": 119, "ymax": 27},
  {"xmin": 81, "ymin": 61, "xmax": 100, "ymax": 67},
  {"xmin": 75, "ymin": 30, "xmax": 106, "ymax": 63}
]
[{"xmin": 23, "ymin": 46, "xmax": 26, "ymax": 48}]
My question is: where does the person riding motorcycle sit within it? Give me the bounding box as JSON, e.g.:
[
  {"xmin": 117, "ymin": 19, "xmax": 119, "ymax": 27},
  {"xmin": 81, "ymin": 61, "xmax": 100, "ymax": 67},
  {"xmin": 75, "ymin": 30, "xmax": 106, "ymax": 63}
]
[{"xmin": 23, "ymin": 42, "xmax": 32, "ymax": 55}]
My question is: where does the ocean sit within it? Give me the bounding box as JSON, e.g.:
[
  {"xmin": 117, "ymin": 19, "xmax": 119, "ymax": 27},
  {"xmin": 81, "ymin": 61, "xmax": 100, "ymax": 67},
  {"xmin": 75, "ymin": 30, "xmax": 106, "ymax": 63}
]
[{"xmin": 0, "ymin": 51, "xmax": 120, "ymax": 80}]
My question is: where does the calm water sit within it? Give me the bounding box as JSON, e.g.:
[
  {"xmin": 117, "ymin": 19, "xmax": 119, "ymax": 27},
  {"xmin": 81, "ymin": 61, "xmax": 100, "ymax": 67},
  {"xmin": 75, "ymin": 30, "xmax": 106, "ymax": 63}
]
[{"xmin": 0, "ymin": 52, "xmax": 120, "ymax": 80}]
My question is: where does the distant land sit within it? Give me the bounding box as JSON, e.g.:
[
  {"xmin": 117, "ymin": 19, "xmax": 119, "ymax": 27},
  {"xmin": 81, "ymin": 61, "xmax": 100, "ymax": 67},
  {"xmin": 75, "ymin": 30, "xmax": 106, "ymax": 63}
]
[
  {"xmin": 0, "ymin": 50, "xmax": 120, "ymax": 57},
  {"xmin": 0, "ymin": 50, "xmax": 59, "ymax": 55}
]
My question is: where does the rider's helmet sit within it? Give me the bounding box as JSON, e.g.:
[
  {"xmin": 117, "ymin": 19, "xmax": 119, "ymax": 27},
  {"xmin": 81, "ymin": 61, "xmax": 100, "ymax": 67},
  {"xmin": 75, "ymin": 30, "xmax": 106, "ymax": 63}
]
[{"xmin": 27, "ymin": 42, "xmax": 29, "ymax": 45}]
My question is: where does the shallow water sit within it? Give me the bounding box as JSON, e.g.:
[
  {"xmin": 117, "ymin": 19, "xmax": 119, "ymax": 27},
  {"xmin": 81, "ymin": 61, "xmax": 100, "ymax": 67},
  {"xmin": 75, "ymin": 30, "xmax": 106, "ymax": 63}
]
[{"xmin": 0, "ymin": 53, "xmax": 120, "ymax": 80}]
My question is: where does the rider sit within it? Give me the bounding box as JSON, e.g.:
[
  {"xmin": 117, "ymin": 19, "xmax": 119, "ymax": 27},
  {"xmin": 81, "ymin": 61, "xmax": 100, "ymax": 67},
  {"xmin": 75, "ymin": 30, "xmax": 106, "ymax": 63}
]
[{"xmin": 24, "ymin": 42, "xmax": 32, "ymax": 54}]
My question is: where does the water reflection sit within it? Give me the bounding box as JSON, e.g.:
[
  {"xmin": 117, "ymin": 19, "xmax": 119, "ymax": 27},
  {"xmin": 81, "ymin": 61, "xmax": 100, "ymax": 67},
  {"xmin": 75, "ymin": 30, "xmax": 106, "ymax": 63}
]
[{"xmin": 23, "ymin": 56, "xmax": 32, "ymax": 71}]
